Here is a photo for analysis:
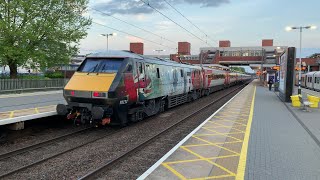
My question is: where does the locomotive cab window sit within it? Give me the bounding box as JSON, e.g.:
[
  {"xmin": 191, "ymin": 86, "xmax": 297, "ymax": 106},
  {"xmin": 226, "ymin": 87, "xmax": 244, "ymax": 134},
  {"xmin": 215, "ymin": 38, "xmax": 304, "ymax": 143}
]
[
  {"xmin": 78, "ymin": 58, "xmax": 123, "ymax": 73},
  {"xmin": 126, "ymin": 64, "xmax": 133, "ymax": 72}
]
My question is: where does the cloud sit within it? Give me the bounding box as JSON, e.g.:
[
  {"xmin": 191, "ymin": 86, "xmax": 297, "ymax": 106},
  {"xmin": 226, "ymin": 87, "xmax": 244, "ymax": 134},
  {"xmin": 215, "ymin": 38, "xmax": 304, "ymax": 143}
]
[{"xmin": 92, "ymin": 0, "xmax": 229, "ymax": 15}]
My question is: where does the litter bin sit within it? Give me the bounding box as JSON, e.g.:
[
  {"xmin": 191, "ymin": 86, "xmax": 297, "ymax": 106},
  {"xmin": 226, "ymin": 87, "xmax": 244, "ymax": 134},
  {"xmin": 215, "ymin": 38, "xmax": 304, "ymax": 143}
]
[
  {"xmin": 307, "ymin": 95, "xmax": 320, "ymax": 108},
  {"xmin": 290, "ymin": 95, "xmax": 301, "ymax": 107}
]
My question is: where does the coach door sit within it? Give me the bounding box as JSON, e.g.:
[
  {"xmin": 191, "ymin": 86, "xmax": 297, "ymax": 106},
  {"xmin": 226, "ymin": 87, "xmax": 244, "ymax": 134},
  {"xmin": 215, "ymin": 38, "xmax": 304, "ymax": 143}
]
[{"xmin": 137, "ymin": 62, "xmax": 146, "ymax": 101}]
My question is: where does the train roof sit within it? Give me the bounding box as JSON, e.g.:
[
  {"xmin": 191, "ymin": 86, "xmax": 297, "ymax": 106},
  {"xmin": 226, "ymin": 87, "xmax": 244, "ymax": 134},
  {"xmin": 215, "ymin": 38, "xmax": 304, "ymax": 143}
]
[
  {"xmin": 86, "ymin": 50, "xmax": 202, "ymax": 69},
  {"xmin": 306, "ymin": 71, "xmax": 318, "ymax": 76},
  {"xmin": 86, "ymin": 50, "xmax": 144, "ymax": 59}
]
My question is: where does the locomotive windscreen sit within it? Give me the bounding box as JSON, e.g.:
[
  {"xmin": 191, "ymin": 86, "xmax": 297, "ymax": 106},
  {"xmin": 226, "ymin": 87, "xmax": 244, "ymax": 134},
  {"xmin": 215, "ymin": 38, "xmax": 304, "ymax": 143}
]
[{"xmin": 78, "ymin": 58, "xmax": 124, "ymax": 73}]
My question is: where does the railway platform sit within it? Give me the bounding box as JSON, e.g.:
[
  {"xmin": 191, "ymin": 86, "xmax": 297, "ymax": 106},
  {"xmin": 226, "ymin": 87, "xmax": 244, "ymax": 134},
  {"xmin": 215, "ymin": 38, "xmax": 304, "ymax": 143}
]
[
  {"xmin": 139, "ymin": 80, "xmax": 320, "ymax": 180},
  {"xmin": 0, "ymin": 91, "xmax": 65, "ymax": 128}
]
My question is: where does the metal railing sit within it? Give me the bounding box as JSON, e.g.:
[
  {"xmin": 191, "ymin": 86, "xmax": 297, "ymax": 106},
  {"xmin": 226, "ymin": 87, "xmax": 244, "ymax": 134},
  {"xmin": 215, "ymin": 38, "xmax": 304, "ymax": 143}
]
[{"xmin": 0, "ymin": 79, "xmax": 68, "ymax": 92}]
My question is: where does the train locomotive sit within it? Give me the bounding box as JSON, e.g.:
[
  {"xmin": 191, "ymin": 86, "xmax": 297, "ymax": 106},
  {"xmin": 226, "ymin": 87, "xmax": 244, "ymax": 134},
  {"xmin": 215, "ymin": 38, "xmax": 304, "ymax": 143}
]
[{"xmin": 57, "ymin": 50, "xmax": 251, "ymax": 126}]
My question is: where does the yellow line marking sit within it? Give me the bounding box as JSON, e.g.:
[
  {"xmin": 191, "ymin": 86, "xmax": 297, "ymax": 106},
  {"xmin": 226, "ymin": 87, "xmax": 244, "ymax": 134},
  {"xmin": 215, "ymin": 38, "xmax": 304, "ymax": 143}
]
[
  {"xmin": 190, "ymin": 174, "xmax": 235, "ymax": 180},
  {"xmin": 183, "ymin": 140, "xmax": 243, "ymax": 148},
  {"xmin": 9, "ymin": 111, "xmax": 14, "ymax": 118},
  {"xmin": 192, "ymin": 136, "xmax": 240, "ymax": 155},
  {"xmin": 0, "ymin": 105, "xmax": 56, "ymax": 114},
  {"xmin": 236, "ymin": 86, "xmax": 256, "ymax": 180},
  {"xmin": 201, "ymin": 127, "xmax": 242, "ymax": 141},
  {"xmin": 203, "ymin": 125, "xmax": 245, "ymax": 129},
  {"xmin": 166, "ymin": 154, "xmax": 240, "ymax": 165},
  {"xmin": 219, "ymin": 119, "xmax": 247, "ymax": 126},
  {"xmin": 35, "ymin": 108, "xmax": 39, "ymax": 114},
  {"xmin": 196, "ymin": 131, "xmax": 244, "ymax": 136},
  {"xmin": 206, "ymin": 122, "xmax": 246, "ymax": 133},
  {"xmin": 180, "ymin": 147, "xmax": 236, "ymax": 176},
  {"xmin": 162, "ymin": 163, "xmax": 187, "ymax": 180}
]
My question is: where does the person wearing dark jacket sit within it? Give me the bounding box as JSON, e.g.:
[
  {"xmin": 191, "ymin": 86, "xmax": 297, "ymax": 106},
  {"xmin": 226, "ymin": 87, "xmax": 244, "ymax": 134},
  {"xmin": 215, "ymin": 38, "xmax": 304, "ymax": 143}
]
[{"xmin": 268, "ymin": 78, "xmax": 274, "ymax": 91}]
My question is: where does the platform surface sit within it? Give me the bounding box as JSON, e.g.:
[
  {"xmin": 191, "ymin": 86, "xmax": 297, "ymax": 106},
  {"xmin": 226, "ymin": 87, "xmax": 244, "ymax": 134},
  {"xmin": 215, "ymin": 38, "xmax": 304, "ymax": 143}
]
[
  {"xmin": 0, "ymin": 91, "xmax": 65, "ymax": 125},
  {"xmin": 139, "ymin": 80, "xmax": 320, "ymax": 180}
]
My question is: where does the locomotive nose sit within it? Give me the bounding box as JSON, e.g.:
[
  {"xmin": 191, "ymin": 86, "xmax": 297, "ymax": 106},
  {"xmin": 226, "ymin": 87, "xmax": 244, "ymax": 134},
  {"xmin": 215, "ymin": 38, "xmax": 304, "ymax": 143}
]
[{"xmin": 64, "ymin": 72, "xmax": 116, "ymax": 92}]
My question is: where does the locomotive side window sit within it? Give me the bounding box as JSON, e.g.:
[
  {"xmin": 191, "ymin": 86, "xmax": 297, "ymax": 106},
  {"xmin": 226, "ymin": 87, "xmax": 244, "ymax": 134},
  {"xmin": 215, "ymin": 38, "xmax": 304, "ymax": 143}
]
[
  {"xmin": 157, "ymin": 68, "xmax": 160, "ymax": 78},
  {"xmin": 180, "ymin": 69, "xmax": 183, "ymax": 77},
  {"xmin": 139, "ymin": 62, "xmax": 143, "ymax": 74},
  {"xmin": 126, "ymin": 64, "xmax": 132, "ymax": 72}
]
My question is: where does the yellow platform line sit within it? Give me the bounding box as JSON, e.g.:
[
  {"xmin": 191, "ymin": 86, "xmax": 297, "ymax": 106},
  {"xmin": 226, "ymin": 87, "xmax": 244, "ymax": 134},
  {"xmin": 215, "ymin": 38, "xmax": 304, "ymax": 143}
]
[
  {"xmin": 162, "ymin": 163, "xmax": 187, "ymax": 180},
  {"xmin": 190, "ymin": 174, "xmax": 235, "ymax": 180},
  {"xmin": 206, "ymin": 122, "xmax": 246, "ymax": 133},
  {"xmin": 201, "ymin": 127, "xmax": 243, "ymax": 141},
  {"xmin": 0, "ymin": 105, "xmax": 56, "ymax": 115},
  {"xmin": 183, "ymin": 140, "xmax": 243, "ymax": 148},
  {"xmin": 192, "ymin": 136, "xmax": 240, "ymax": 155},
  {"xmin": 165, "ymin": 154, "xmax": 240, "ymax": 165},
  {"xmin": 236, "ymin": 86, "xmax": 256, "ymax": 180},
  {"xmin": 219, "ymin": 119, "xmax": 247, "ymax": 126},
  {"xmin": 180, "ymin": 146, "xmax": 236, "ymax": 176}
]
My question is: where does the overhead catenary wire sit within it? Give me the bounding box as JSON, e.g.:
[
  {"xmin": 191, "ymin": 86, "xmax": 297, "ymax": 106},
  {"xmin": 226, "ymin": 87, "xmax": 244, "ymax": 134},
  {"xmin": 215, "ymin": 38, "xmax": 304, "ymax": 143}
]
[
  {"xmin": 92, "ymin": 21, "xmax": 176, "ymax": 50},
  {"xmin": 140, "ymin": 0, "xmax": 214, "ymax": 47},
  {"xmin": 162, "ymin": 0, "xmax": 218, "ymax": 45},
  {"xmin": 90, "ymin": 7, "xmax": 176, "ymax": 45}
]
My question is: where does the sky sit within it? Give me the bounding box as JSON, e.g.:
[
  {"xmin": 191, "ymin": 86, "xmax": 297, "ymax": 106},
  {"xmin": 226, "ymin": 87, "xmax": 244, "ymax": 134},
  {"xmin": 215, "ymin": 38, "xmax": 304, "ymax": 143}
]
[{"xmin": 79, "ymin": 0, "xmax": 320, "ymax": 57}]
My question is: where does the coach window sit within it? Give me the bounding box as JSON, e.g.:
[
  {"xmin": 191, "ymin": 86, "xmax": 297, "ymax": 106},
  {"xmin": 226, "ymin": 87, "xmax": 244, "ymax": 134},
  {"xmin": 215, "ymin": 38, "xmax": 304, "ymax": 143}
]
[
  {"xmin": 139, "ymin": 62, "xmax": 143, "ymax": 74},
  {"xmin": 157, "ymin": 68, "xmax": 160, "ymax": 78}
]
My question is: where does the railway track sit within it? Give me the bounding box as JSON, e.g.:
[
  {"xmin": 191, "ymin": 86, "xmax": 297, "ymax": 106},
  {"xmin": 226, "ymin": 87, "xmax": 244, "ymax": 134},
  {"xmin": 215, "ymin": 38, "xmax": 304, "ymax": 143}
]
[
  {"xmin": 0, "ymin": 127, "xmax": 93, "ymax": 161},
  {"xmin": 0, "ymin": 126, "xmax": 121, "ymax": 179},
  {"xmin": 79, "ymin": 83, "xmax": 248, "ymax": 180}
]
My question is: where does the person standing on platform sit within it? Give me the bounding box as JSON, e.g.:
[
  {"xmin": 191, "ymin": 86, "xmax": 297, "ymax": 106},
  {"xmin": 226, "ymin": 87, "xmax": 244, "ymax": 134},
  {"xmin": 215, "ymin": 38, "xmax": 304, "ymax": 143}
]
[{"xmin": 268, "ymin": 78, "xmax": 274, "ymax": 91}]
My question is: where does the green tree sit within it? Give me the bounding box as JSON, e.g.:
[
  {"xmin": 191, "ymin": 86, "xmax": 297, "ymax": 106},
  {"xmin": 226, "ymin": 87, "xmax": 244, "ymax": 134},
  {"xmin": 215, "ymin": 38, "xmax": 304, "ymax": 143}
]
[{"xmin": 0, "ymin": 0, "xmax": 91, "ymax": 78}]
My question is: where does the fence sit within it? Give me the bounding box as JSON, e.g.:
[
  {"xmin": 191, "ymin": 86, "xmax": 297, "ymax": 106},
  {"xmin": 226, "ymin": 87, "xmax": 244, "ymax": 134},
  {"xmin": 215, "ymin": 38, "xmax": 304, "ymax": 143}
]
[{"xmin": 0, "ymin": 79, "xmax": 68, "ymax": 92}]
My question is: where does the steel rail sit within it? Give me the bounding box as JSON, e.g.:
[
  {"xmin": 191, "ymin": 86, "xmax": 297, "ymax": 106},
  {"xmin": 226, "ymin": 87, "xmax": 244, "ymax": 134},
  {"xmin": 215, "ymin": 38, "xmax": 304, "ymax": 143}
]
[{"xmin": 0, "ymin": 127, "xmax": 121, "ymax": 178}]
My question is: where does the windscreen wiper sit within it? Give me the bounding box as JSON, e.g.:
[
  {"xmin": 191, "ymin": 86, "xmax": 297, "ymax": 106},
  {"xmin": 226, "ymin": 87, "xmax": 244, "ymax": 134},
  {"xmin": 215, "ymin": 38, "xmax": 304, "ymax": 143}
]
[
  {"xmin": 96, "ymin": 64, "xmax": 106, "ymax": 75},
  {"xmin": 87, "ymin": 64, "xmax": 99, "ymax": 74}
]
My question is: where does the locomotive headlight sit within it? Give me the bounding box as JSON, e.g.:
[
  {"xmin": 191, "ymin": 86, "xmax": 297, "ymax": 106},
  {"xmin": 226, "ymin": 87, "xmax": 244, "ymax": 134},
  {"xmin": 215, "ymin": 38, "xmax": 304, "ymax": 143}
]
[
  {"xmin": 64, "ymin": 90, "xmax": 75, "ymax": 96},
  {"xmin": 92, "ymin": 91, "xmax": 108, "ymax": 98}
]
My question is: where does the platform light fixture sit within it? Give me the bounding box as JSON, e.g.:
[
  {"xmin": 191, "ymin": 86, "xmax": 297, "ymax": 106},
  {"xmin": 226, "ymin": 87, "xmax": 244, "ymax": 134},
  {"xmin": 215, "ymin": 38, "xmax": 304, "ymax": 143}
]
[
  {"xmin": 101, "ymin": 33, "xmax": 117, "ymax": 51},
  {"xmin": 285, "ymin": 25, "xmax": 317, "ymax": 95}
]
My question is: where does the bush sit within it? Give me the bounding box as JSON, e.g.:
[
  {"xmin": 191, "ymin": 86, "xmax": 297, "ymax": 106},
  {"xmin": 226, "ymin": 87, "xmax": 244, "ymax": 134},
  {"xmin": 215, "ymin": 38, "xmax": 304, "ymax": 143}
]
[{"xmin": 45, "ymin": 72, "xmax": 64, "ymax": 79}]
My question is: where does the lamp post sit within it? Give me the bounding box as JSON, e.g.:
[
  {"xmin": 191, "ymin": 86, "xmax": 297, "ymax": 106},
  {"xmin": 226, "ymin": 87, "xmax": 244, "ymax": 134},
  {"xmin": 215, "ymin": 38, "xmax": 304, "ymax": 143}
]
[
  {"xmin": 286, "ymin": 25, "xmax": 317, "ymax": 95},
  {"xmin": 101, "ymin": 33, "xmax": 117, "ymax": 51}
]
